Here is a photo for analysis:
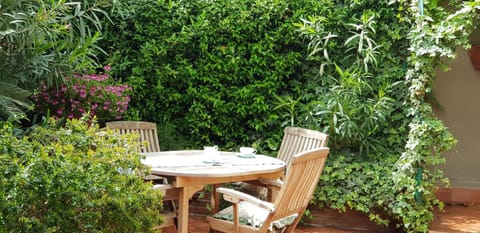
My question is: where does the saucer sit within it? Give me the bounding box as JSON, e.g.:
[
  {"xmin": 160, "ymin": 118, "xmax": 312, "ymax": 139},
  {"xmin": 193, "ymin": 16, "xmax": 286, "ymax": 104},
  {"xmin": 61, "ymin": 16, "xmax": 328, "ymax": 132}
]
[
  {"xmin": 203, "ymin": 160, "xmax": 222, "ymax": 165},
  {"xmin": 236, "ymin": 153, "xmax": 256, "ymax": 158}
]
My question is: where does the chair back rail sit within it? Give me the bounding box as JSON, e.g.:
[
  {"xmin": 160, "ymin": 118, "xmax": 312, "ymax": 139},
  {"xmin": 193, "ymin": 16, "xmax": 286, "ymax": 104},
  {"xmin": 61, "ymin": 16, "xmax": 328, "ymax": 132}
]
[
  {"xmin": 105, "ymin": 121, "xmax": 160, "ymax": 152},
  {"xmin": 277, "ymin": 127, "xmax": 328, "ymax": 168}
]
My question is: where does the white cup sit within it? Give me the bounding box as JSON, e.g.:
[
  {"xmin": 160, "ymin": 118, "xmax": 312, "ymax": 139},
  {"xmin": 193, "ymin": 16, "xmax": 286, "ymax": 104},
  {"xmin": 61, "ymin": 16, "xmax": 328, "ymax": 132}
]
[
  {"xmin": 239, "ymin": 147, "xmax": 256, "ymax": 155},
  {"xmin": 203, "ymin": 145, "xmax": 219, "ymax": 155}
]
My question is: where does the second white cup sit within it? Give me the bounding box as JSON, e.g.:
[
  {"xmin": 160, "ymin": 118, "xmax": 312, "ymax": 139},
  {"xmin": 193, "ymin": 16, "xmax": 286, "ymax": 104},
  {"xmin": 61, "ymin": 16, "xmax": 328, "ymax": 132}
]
[
  {"xmin": 204, "ymin": 145, "xmax": 219, "ymax": 155},
  {"xmin": 239, "ymin": 147, "xmax": 256, "ymax": 155}
]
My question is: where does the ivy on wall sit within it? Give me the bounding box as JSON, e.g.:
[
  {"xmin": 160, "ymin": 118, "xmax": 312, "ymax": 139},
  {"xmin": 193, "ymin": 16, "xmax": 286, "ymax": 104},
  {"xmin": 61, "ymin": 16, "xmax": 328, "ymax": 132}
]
[{"xmin": 391, "ymin": 0, "xmax": 480, "ymax": 231}]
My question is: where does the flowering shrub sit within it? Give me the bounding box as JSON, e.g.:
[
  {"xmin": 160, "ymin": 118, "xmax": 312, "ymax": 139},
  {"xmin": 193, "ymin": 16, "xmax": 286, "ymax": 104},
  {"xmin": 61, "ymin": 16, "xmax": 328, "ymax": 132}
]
[{"xmin": 32, "ymin": 66, "xmax": 131, "ymax": 123}]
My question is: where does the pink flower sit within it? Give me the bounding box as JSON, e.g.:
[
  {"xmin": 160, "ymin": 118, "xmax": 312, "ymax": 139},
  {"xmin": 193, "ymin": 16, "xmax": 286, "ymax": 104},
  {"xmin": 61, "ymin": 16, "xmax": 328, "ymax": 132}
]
[{"xmin": 32, "ymin": 66, "xmax": 130, "ymax": 123}]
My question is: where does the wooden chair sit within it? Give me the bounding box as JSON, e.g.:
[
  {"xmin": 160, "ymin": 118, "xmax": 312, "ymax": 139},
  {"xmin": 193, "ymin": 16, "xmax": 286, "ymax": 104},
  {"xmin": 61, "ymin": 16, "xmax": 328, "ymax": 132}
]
[
  {"xmin": 207, "ymin": 147, "xmax": 330, "ymax": 233},
  {"xmin": 105, "ymin": 121, "xmax": 161, "ymax": 153},
  {"xmin": 277, "ymin": 127, "xmax": 329, "ymax": 168},
  {"xmin": 105, "ymin": 120, "xmax": 166, "ymax": 182},
  {"xmin": 106, "ymin": 121, "xmax": 178, "ymax": 231},
  {"xmin": 244, "ymin": 127, "xmax": 328, "ymax": 201}
]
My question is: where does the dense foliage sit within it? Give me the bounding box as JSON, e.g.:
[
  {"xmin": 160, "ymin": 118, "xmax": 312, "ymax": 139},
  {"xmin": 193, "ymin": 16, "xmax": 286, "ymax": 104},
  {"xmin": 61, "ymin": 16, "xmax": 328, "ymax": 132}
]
[
  {"xmin": 298, "ymin": 1, "xmax": 479, "ymax": 232},
  {"xmin": 293, "ymin": 1, "xmax": 416, "ymax": 230},
  {"xmin": 293, "ymin": 1, "xmax": 410, "ymax": 156},
  {"xmin": 0, "ymin": 117, "xmax": 164, "ymax": 232},
  {"xmin": 0, "ymin": 0, "xmax": 111, "ymax": 122},
  {"xmin": 102, "ymin": 0, "xmax": 324, "ymax": 150}
]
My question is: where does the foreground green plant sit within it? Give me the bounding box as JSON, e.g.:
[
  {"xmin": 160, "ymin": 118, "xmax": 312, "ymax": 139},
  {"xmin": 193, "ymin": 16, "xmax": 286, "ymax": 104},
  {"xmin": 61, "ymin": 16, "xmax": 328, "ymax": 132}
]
[{"xmin": 0, "ymin": 117, "xmax": 164, "ymax": 232}]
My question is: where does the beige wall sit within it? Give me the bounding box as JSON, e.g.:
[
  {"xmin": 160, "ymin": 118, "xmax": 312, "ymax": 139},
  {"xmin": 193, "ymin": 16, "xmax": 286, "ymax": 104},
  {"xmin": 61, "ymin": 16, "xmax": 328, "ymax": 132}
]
[{"xmin": 433, "ymin": 47, "xmax": 480, "ymax": 189}]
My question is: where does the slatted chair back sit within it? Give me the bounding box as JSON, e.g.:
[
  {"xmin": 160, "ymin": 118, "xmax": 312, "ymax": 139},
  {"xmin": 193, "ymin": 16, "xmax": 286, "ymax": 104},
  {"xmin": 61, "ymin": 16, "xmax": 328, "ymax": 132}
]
[
  {"xmin": 277, "ymin": 127, "xmax": 328, "ymax": 168},
  {"xmin": 264, "ymin": 147, "xmax": 329, "ymax": 232},
  {"xmin": 106, "ymin": 121, "xmax": 160, "ymax": 152}
]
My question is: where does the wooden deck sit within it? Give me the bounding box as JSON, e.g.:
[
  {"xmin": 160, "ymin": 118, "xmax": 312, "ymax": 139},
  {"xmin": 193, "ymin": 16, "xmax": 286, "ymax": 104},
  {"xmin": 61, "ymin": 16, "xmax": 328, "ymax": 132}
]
[{"xmin": 162, "ymin": 204, "xmax": 480, "ymax": 233}]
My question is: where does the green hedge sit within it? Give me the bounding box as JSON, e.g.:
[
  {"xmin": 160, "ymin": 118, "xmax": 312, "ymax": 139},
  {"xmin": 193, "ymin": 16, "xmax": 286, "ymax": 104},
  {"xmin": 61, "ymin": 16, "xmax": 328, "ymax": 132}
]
[
  {"xmin": 102, "ymin": 0, "xmax": 325, "ymax": 150},
  {"xmin": 0, "ymin": 118, "xmax": 164, "ymax": 232}
]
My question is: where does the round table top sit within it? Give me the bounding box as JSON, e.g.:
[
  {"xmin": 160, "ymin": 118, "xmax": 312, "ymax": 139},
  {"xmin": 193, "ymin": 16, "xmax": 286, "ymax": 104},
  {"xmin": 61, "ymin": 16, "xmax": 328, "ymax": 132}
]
[{"xmin": 141, "ymin": 150, "xmax": 285, "ymax": 177}]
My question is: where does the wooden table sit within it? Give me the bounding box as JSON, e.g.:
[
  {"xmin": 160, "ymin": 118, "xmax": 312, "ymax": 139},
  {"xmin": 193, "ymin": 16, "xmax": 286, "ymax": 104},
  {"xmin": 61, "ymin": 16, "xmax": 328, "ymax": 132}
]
[{"xmin": 141, "ymin": 150, "xmax": 285, "ymax": 233}]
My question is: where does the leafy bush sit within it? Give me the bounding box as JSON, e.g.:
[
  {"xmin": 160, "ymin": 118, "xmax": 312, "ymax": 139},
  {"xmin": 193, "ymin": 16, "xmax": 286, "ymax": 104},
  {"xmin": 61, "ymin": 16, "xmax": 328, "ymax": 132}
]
[
  {"xmin": 0, "ymin": 0, "xmax": 111, "ymax": 121},
  {"xmin": 313, "ymin": 153, "xmax": 397, "ymax": 226},
  {"xmin": 0, "ymin": 117, "xmax": 164, "ymax": 232},
  {"xmin": 293, "ymin": 1, "xmax": 411, "ymax": 156},
  {"xmin": 101, "ymin": 0, "xmax": 324, "ymax": 150},
  {"xmin": 32, "ymin": 67, "xmax": 131, "ymax": 125}
]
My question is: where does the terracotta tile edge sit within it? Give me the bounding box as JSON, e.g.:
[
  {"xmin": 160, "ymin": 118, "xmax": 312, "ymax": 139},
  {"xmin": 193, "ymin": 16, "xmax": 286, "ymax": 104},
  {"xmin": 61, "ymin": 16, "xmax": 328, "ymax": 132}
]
[{"xmin": 436, "ymin": 187, "xmax": 480, "ymax": 205}]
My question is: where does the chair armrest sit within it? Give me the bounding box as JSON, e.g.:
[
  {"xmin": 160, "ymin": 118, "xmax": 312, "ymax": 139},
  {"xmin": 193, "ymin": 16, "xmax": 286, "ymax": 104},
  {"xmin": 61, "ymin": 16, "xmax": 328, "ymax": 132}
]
[
  {"xmin": 216, "ymin": 187, "xmax": 275, "ymax": 212},
  {"xmin": 258, "ymin": 178, "xmax": 283, "ymax": 188},
  {"xmin": 152, "ymin": 184, "xmax": 173, "ymax": 194},
  {"xmin": 144, "ymin": 174, "xmax": 169, "ymax": 183},
  {"xmin": 152, "ymin": 184, "xmax": 179, "ymax": 201}
]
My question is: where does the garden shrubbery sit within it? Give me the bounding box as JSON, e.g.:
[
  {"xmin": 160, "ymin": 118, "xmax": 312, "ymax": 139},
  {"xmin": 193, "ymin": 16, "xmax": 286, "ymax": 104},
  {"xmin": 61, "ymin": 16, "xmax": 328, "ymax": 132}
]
[
  {"xmin": 101, "ymin": 0, "xmax": 324, "ymax": 150},
  {"xmin": 0, "ymin": 0, "xmax": 110, "ymax": 121},
  {"xmin": 0, "ymin": 117, "xmax": 164, "ymax": 232},
  {"xmin": 1, "ymin": 1, "xmax": 168, "ymax": 232}
]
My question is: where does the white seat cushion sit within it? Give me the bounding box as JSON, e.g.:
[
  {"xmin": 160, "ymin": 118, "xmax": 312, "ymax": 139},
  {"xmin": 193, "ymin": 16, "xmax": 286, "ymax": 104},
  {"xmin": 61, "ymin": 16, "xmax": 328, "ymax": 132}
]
[{"xmin": 212, "ymin": 201, "xmax": 297, "ymax": 230}]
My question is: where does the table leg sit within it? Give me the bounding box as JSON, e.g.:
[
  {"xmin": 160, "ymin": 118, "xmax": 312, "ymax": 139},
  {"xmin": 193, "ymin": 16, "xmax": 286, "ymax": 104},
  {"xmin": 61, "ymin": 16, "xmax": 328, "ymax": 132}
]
[{"xmin": 177, "ymin": 185, "xmax": 204, "ymax": 233}]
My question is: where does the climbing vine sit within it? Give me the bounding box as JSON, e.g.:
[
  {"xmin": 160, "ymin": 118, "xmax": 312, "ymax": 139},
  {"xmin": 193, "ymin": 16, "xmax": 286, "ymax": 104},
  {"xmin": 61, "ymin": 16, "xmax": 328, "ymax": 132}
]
[{"xmin": 392, "ymin": 0, "xmax": 480, "ymax": 232}]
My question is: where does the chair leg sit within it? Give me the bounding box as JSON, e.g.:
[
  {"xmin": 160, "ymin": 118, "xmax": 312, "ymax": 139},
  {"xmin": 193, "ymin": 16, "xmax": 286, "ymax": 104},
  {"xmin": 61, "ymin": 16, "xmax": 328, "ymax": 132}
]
[
  {"xmin": 267, "ymin": 188, "xmax": 274, "ymax": 202},
  {"xmin": 173, "ymin": 217, "xmax": 178, "ymax": 231},
  {"xmin": 211, "ymin": 184, "xmax": 221, "ymax": 213},
  {"xmin": 170, "ymin": 200, "xmax": 178, "ymax": 229}
]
